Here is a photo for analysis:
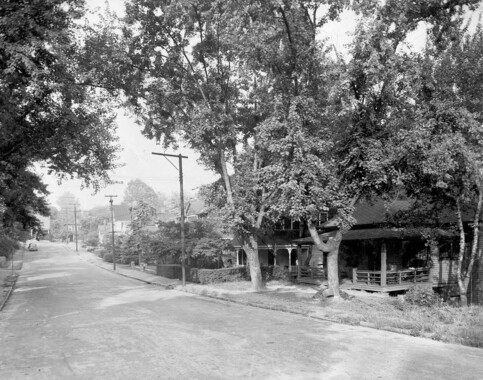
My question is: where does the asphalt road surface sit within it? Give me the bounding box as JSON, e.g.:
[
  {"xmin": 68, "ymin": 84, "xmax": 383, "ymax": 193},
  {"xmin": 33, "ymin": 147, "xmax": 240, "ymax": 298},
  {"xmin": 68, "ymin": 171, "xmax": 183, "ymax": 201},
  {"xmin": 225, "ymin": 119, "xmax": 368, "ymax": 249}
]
[{"xmin": 0, "ymin": 242, "xmax": 482, "ymax": 380}]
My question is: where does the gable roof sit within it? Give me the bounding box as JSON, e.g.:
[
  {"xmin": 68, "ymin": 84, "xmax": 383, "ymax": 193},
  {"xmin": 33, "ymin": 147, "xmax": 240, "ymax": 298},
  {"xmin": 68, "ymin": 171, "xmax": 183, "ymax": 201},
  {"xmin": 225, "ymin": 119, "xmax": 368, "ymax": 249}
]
[
  {"xmin": 294, "ymin": 227, "xmax": 457, "ymax": 244},
  {"xmin": 322, "ymin": 199, "xmax": 411, "ymax": 228}
]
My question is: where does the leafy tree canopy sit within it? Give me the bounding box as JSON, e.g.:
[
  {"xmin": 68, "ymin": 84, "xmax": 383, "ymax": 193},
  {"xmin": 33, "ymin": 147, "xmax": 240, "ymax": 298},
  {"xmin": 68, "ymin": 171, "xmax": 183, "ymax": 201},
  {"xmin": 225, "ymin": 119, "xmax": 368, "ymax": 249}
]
[
  {"xmin": 0, "ymin": 0, "xmax": 120, "ymax": 232},
  {"xmin": 122, "ymin": 179, "xmax": 163, "ymax": 210}
]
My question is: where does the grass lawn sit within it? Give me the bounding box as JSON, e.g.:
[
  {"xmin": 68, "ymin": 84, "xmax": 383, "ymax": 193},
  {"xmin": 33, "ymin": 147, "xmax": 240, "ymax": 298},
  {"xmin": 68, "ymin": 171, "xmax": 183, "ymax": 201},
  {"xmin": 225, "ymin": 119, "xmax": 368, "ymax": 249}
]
[{"xmin": 202, "ymin": 280, "xmax": 483, "ymax": 348}]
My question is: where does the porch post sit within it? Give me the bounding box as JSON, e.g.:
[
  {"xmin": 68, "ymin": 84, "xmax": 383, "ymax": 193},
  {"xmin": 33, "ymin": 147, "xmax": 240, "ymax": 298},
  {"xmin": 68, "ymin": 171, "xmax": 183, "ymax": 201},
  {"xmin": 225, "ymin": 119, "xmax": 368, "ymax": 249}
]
[
  {"xmin": 297, "ymin": 246, "xmax": 302, "ymax": 281},
  {"xmin": 381, "ymin": 242, "xmax": 387, "ymax": 287},
  {"xmin": 288, "ymin": 249, "xmax": 292, "ymax": 272},
  {"xmin": 274, "ymin": 244, "xmax": 277, "ymax": 266},
  {"xmin": 236, "ymin": 250, "xmax": 240, "ymax": 266}
]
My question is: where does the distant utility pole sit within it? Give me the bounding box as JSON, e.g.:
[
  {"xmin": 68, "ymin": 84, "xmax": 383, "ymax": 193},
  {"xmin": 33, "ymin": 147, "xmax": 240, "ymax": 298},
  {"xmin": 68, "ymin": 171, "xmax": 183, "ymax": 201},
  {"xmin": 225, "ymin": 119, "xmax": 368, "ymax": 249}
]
[
  {"xmin": 105, "ymin": 195, "xmax": 118, "ymax": 271},
  {"xmin": 73, "ymin": 204, "xmax": 78, "ymax": 252},
  {"xmin": 152, "ymin": 152, "xmax": 188, "ymax": 286}
]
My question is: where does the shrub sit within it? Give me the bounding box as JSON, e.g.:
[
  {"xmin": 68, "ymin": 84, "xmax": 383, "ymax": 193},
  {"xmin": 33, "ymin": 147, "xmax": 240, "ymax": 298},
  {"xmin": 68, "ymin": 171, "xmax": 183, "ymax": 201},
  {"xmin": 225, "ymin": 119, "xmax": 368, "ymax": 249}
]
[
  {"xmin": 391, "ymin": 297, "xmax": 406, "ymax": 311},
  {"xmin": 405, "ymin": 285, "xmax": 439, "ymax": 307},
  {"xmin": 83, "ymin": 231, "xmax": 99, "ymax": 247},
  {"xmin": 94, "ymin": 248, "xmax": 107, "ymax": 258},
  {"xmin": 198, "ymin": 267, "xmax": 249, "ymax": 284},
  {"xmin": 0, "ymin": 234, "xmax": 20, "ymax": 258},
  {"xmin": 261, "ymin": 266, "xmax": 289, "ymax": 281},
  {"xmin": 157, "ymin": 264, "xmax": 182, "ymax": 279},
  {"xmin": 188, "ymin": 267, "xmax": 199, "ymax": 283},
  {"xmin": 103, "ymin": 252, "xmax": 113, "ymax": 263}
]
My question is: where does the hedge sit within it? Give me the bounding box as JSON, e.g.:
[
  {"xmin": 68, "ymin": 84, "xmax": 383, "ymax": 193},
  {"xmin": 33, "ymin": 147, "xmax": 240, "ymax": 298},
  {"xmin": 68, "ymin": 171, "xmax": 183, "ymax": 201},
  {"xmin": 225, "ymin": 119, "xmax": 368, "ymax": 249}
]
[
  {"xmin": 0, "ymin": 234, "xmax": 19, "ymax": 259},
  {"xmin": 197, "ymin": 266, "xmax": 289, "ymax": 285},
  {"xmin": 198, "ymin": 267, "xmax": 249, "ymax": 284},
  {"xmin": 261, "ymin": 266, "xmax": 290, "ymax": 282},
  {"xmin": 156, "ymin": 265, "xmax": 200, "ymax": 283}
]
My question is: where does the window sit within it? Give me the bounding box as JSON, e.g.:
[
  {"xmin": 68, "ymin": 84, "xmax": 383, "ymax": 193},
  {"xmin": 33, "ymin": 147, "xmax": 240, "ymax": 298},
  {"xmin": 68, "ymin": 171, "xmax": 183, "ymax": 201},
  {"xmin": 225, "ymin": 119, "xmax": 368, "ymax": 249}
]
[
  {"xmin": 314, "ymin": 212, "xmax": 328, "ymax": 227},
  {"xmin": 275, "ymin": 218, "xmax": 300, "ymax": 231}
]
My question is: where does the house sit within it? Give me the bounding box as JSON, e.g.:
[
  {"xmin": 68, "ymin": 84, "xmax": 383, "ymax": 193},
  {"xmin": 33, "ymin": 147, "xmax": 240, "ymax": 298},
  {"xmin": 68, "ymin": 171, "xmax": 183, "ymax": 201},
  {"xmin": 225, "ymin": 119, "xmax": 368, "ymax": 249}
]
[
  {"xmin": 295, "ymin": 199, "xmax": 483, "ymax": 303},
  {"xmin": 233, "ymin": 199, "xmax": 483, "ymax": 303},
  {"xmin": 232, "ymin": 216, "xmax": 325, "ymax": 274},
  {"xmin": 97, "ymin": 204, "xmax": 132, "ymax": 243}
]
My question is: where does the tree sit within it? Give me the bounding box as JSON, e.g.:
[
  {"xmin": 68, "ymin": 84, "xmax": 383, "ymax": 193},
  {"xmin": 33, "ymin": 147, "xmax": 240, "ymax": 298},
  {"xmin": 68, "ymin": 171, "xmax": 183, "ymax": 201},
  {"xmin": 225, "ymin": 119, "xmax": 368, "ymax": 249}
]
[
  {"xmin": 387, "ymin": 22, "xmax": 483, "ymax": 306},
  {"xmin": 0, "ymin": 0, "xmax": 120, "ymax": 235},
  {"xmin": 123, "ymin": 179, "xmax": 162, "ymax": 211},
  {"xmin": 88, "ymin": 0, "xmax": 482, "ymax": 295}
]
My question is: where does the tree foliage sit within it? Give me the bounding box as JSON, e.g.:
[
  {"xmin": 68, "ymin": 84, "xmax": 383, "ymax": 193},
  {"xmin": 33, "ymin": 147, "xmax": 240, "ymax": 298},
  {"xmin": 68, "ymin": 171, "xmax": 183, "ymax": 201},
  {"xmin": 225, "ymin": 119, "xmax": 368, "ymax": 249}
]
[
  {"xmin": 88, "ymin": 0, "xmax": 483, "ymax": 299},
  {"xmin": 123, "ymin": 179, "xmax": 163, "ymax": 210},
  {"xmin": 0, "ymin": 0, "xmax": 120, "ymax": 234}
]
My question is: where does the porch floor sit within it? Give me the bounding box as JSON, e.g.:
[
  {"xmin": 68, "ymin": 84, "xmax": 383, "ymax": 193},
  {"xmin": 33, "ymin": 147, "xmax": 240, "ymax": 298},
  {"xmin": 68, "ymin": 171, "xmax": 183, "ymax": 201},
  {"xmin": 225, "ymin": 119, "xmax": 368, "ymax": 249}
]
[{"xmin": 342, "ymin": 282, "xmax": 434, "ymax": 292}]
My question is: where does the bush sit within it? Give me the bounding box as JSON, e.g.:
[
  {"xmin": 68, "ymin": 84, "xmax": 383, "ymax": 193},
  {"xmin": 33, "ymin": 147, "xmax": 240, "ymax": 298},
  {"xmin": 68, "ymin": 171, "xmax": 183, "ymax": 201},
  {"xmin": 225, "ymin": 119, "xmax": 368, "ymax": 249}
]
[
  {"xmin": 157, "ymin": 264, "xmax": 182, "ymax": 279},
  {"xmin": 405, "ymin": 285, "xmax": 439, "ymax": 307},
  {"xmin": 0, "ymin": 234, "xmax": 20, "ymax": 258},
  {"xmin": 94, "ymin": 248, "xmax": 107, "ymax": 258},
  {"xmin": 261, "ymin": 266, "xmax": 289, "ymax": 282},
  {"xmin": 103, "ymin": 252, "xmax": 113, "ymax": 263},
  {"xmin": 83, "ymin": 231, "xmax": 99, "ymax": 247},
  {"xmin": 188, "ymin": 267, "xmax": 199, "ymax": 283},
  {"xmin": 198, "ymin": 267, "xmax": 249, "ymax": 284}
]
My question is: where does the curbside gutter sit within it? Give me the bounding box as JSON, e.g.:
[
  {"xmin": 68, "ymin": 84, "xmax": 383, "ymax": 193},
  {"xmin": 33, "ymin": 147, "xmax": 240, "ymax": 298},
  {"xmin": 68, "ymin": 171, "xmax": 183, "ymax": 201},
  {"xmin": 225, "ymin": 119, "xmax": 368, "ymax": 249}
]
[
  {"xmin": 75, "ymin": 247, "xmax": 427, "ymax": 341},
  {"xmin": 0, "ymin": 274, "xmax": 19, "ymax": 312}
]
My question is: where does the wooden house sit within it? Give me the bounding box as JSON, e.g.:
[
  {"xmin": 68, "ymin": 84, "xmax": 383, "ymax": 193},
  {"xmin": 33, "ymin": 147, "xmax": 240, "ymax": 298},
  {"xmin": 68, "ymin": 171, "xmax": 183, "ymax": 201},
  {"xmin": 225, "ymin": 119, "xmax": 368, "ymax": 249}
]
[{"xmin": 295, "ymin": 200, "xmax": 483, "ymax": 304}]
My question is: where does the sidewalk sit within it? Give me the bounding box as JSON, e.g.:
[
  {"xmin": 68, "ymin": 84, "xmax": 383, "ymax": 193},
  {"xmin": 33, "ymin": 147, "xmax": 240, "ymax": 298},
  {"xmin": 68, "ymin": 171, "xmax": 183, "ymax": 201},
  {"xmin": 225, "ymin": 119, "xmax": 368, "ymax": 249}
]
[
  {"xmin": 70, "ymin": 243, "xmax": 323, "ymax": 319},
  {"xmin": 72, "ymin": 243, "xmax": 183, "ymax": 288},
  {"xmin": 0, "ymin": 249, "xmax": 24, "ymax": 311}
]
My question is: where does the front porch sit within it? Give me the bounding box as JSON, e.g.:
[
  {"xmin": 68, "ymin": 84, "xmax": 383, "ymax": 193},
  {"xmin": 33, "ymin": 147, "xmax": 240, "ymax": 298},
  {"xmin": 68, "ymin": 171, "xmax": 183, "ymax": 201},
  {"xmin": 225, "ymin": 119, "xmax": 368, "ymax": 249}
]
[{"xmin": 349, "ymin": 267, "xmax": 431, "ymax": 292}]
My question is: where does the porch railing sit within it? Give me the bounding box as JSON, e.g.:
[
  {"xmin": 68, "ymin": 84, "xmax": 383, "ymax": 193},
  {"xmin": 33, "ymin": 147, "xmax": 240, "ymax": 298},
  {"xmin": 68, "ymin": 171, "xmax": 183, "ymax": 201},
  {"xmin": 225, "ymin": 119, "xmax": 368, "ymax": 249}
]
[
  {"xmin": 352, "ymin": 268, "xmax": 430, "ymax": 287},
  {"xmin": 297, "ymin": 266, "xmax": 325, "ymax": 282}
]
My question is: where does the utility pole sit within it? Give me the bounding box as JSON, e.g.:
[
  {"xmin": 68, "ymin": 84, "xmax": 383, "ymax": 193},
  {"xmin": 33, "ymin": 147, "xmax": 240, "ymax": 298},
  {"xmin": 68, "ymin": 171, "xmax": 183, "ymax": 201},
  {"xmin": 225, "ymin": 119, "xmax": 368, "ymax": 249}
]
[
  {"xmin": 152, "ymin": 152, "xmax": 188, "ymax": 286},
  {"xmin": 73, "ymin": 204, "xmax": 78, "ymax": 252},
  {"xmin": 105, "ymin": 195, "xmax": 118, "ymax": 271}
]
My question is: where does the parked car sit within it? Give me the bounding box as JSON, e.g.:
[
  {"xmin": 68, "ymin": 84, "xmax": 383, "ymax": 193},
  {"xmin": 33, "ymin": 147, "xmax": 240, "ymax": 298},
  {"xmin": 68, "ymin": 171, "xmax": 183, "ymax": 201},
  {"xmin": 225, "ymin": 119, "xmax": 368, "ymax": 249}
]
[{"xmin": 27, "ymin": 242, "xmax": 38, "ymax": 251}]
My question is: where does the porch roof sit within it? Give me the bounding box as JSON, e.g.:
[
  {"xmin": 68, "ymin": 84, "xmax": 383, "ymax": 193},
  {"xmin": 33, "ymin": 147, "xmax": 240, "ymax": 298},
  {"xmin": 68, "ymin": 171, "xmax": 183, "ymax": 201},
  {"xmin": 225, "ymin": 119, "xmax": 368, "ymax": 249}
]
[
  {"xmin": 293, "ymin": 228, "xmax": 456, "ymax": 244},
  {"xmin": 232, "ymin": 235, "xmax": 300, "ymax": 249}
]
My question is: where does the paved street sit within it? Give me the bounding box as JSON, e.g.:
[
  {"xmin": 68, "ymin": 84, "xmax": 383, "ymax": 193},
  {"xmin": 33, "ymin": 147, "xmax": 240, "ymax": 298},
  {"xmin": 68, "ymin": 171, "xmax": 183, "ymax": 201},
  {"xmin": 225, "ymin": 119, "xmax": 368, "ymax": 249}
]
[{"xmin": 0, "ymin": 242, "xmax": 482, "ymax": 379}]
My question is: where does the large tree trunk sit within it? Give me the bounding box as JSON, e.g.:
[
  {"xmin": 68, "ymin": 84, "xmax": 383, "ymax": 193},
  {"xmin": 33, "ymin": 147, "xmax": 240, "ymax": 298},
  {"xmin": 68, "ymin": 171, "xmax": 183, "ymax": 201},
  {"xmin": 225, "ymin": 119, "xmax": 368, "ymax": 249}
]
[
  {"xmin": 455, "ymin": 191, "xmax": 483, "ymax": 306},
  {"xmin": 243, "ymin": 235, "xmax": 264, "ymax": 291},
  {"xmin": 307, "ymin": 222, "xmax": 342, "ymax": 300},
  {"xmin": 326, "ymin": 242, "xmax": 342, "ymax": 298},
  {"xmin": 456, "ymin": 198, "xmax": 468, "ymax": 306}
]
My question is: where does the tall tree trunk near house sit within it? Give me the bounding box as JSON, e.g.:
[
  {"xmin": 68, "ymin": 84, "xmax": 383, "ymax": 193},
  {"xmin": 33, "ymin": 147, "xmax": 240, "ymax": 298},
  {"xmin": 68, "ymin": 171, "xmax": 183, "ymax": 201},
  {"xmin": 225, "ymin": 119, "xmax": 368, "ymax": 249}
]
[
  {"xmin": 465, "ymin": 189, "xmax": 483, "ymax": 305},
  {"xmin": 243, "ymin": 235, "xmax": 264, "ymax": 291},
  {"xmin": 307, "ymin": 222, "xmax": 342, "ymax": 299},
  {"xmin": 456, "ymin": 198, "xmax": 468, "ymax": 306},
  {"xmin": 219, "ymin": 149, "xmax": 264, "ymax": 291},
  {"xmin": 326, "ymin": 241, "xmax": 342, "ymax": 298},
  {"xmin": 455, "ymin": 190, "xmax": 483, "ymax": 306},
  {"xmin": 219, "ymin": 151, "xmax": 234, "ymax": 207}
]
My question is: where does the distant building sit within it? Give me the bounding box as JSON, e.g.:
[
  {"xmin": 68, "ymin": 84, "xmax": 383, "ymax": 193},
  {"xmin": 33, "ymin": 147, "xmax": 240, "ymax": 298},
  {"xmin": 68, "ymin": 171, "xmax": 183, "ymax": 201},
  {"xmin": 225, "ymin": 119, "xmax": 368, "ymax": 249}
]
[{"xmin": 36, "ymin": 215, "xmax": 51, "ymax": 235}]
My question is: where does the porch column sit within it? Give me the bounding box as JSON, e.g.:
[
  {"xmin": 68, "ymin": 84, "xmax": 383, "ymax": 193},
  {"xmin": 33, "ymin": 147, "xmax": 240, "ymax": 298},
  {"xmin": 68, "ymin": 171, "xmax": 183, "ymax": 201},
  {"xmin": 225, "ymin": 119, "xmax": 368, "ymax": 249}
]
[
  {"xmin": 236, "ymin": 250, "xmax": 240, "ymax": 266},
  {"xmin": 297, "ymin": 246, "xmax": 302, "ymax": 281},
  {"xmin": 381, "ymin": 242, "xmax": 387, "ymax": 287},
  {"xmin": 274, "ymin": 244, "xmax": 277, "ymax": 266},
  {"xmin": 288, "ymin": 249, "xmax": 292, "ymax": 273}
]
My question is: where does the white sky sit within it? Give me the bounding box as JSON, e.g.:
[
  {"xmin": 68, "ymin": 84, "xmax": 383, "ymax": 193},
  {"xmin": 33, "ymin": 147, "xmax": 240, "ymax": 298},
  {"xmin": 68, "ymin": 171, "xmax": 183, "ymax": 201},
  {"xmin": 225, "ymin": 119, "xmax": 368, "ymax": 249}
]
[
  {"xmin": 42, "ymin": 0, "xmax": 217, "ymax": 211},
  {"xmin": 40, "ymin": 112, "xmax": 217, "ymax": 210},
  {"xmin": 41, "ymin": 0, "xmax": 483, "ymax": 211}
]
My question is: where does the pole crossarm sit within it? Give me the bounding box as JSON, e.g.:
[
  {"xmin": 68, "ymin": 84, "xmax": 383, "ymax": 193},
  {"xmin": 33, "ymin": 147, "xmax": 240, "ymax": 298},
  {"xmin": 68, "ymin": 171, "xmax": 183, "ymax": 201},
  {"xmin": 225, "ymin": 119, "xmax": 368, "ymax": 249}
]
[{"xmin": 152, "ymin": 152, "xmax": 188, "ymax": 159}]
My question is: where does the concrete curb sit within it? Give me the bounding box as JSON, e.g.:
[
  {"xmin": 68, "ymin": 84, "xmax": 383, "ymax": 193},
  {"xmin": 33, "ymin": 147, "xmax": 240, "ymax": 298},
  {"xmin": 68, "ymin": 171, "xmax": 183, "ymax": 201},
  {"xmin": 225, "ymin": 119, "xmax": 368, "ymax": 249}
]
[
  {"xmin": 74, "ymin": 247, "xmax": 429, "ymax": 341},
  {"xmin": 0, "ymin": 274, "xmax": 18, "ymax": 312},
  {"xmin": 74, "ymin": 249, "xmax": 178, "ymax": 290}
]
